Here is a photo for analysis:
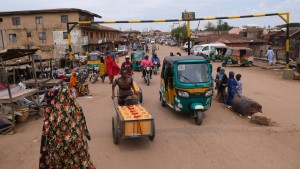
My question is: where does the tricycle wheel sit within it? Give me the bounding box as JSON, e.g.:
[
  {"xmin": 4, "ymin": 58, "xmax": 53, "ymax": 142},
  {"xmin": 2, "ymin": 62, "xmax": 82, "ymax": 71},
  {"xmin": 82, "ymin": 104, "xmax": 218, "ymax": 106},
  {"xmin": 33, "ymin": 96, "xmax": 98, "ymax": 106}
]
[
  {"xmin": 194, "ymin": 110, "xmax": 203, "ymax": 125},
  {"xmin": 248, "ymin": 61, "xmax": 253, "ymax": 67},
  {"xmin": 138, "ymin": 87, "xmax": 143, "ymax": 103},
  {"xmin": 112, "ymin": 116, "xmax": 119, "ymax": 144},
  {"xmin": 148, "ymin": 121, "xmax": 155, "ymax": 141},
  {"xmin": 160, "ymin": 94, "xmax": 166, "ymax": 107},
  {"xmin": 146, "ymin": 76, "xmax": 150, "ymax": 86}
]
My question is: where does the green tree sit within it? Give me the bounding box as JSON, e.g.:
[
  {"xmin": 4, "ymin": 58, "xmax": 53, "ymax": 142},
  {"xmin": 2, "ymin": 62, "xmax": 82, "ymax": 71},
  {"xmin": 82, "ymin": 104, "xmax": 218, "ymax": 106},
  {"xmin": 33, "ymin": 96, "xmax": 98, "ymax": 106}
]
[
  {"xmin": 171, "ymin": 25, "xmax": 188, "ymax": 37},
  {"xmin": 217, "ymin": 20, "xmax": 233, "ymax": 31},
  {"xmin": 204, "ymin": 21, "xmax": 216, "ymax": 31}
]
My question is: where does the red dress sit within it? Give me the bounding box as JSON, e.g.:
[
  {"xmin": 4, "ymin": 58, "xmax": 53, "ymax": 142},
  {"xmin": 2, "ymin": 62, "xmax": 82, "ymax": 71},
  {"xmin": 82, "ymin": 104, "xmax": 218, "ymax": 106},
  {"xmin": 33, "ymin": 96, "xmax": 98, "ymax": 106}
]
[{"xmin": 106, "ymin": 57, "xmax": 120, "ymax": 76}]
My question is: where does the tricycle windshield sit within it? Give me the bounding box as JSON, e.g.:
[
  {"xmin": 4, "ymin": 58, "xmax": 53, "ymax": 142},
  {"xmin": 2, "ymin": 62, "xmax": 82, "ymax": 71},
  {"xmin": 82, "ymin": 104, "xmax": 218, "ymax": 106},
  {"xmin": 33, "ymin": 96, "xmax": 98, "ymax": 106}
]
[
  {"xmin": 177, "ymin": 63, "xmax": 210, "ymax": 83},
  {"xmin": 118, "ymin": 46, "xmax": 126, "ymax": 51},
  {"xmin": 132, "ymin": 52, "xmax": 144, "ymax": 60},
  {"xmin": 88, "ymin": 54, "xmax": 100, "ymax": 61},
  {"xmin": 224, "ymin": 49, "xmax": 233, "ymax": 57}
]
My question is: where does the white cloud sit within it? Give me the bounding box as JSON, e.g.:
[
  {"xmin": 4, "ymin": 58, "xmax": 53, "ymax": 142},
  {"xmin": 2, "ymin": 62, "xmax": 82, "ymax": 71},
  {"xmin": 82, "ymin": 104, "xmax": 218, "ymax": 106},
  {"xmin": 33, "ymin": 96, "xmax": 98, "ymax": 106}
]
[{"xmin": 0, "ymin": 0, "xmax": 299, "ymax": 31}]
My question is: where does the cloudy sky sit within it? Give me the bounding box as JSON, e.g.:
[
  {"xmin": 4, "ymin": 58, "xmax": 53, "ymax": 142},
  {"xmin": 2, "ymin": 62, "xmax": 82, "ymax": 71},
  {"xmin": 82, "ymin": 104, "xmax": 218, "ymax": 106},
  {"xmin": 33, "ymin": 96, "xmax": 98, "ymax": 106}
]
[{"xmin": 0, "ymin": 0, "xmax": 299, "ymax": 31}]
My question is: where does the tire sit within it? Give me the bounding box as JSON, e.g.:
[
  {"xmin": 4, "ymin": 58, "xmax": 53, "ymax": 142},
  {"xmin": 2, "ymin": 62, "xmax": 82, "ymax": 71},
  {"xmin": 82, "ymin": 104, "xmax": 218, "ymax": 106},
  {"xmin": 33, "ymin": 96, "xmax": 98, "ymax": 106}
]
[
  {"xmin": 112, "ymin": 116, "xmax": 119, "ymax": 144},
  {"xmin": 160, "ymin": 93, "xmax": 166, "ymax": 107},
  {"xmin": 194, "ymin": 110, "xmax": 203, "ymax": 125},
  {"xmin": 91, "ymin": 75, "xmax": 97, "ymax": 84},
  {"xmin": 222, "ymin": 62, "xmax": 227, "ymax": 67},
  {"xmin": 139, "ymin": 87, "xmax": 143, "ymax": 103},
  {"xmin": 148, "ymin": 121, "xmax": 155, "ymax": 141},
  {"xmin": 147, "ymin": 76, "xmax": 150, "ymax": 86},
  {"xmin": 248, "ymin": 61, "xmax": 253, "ymax": 67}
]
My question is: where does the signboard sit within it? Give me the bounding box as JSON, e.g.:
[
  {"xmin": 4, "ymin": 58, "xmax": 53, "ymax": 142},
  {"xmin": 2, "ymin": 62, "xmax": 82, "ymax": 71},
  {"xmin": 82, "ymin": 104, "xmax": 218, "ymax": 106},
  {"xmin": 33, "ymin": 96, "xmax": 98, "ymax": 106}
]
[{"xmin": 182, "ymin": 12, "xmax": 195, "ymax": 20}]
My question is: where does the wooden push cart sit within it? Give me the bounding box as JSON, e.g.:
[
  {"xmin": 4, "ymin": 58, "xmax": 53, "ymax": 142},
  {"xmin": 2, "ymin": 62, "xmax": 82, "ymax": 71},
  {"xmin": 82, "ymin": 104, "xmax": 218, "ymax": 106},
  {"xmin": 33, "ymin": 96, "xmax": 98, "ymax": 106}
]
[{"xmin": 112, "ymin": 98, "xmax": 155, "ymax": 144}]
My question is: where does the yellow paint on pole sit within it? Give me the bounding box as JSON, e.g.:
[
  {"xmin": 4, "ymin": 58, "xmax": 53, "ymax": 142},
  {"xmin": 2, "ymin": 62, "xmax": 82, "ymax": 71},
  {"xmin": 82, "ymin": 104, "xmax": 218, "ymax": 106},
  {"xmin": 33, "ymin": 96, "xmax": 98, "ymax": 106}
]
[
  {"xmin": 153, "ymin": 20, "xmax": 166, "ymax": 22},
  {"xmin": 78, "ymin": 21, "xmax": 92, "ymax": 24},
  {"xmin": 187, "ymin": 21, "xmax": 191, "ymax": 37},
  {"xmin": 67, "ymin": 33, "xmax": 71, "ymax": 45},
  {"xmin": 128, "ymin": 20, "xmax": 141, "ymax": 23},
  {"xmin": 286, "ymin": 39, "xmax": 290, "ymax": 52},
  {"xmin": 253, "ymin": 14, "xmax": 266, "ymax": 17},
  {"xmin": 228, "ymin": 16, "xmax": 241, "ymax": 19},
  {"xmin": 103, "ymin": 20, "xmax": 117, "ymax": 23},
  {"xmin": 69, "ymin": 51, "xmax": 73, "ymax": 61},
  {"xmin": 203, "ymin": 17, "xmax": 216, "ymax": 20}
]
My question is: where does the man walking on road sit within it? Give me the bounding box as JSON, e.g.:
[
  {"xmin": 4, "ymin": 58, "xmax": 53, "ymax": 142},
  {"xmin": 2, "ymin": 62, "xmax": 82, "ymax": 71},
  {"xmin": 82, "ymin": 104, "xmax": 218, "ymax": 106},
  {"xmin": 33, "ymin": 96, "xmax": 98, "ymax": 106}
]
[{"xmin": 266, "ymin": 47, "xmax": 275, "ymax": 66}]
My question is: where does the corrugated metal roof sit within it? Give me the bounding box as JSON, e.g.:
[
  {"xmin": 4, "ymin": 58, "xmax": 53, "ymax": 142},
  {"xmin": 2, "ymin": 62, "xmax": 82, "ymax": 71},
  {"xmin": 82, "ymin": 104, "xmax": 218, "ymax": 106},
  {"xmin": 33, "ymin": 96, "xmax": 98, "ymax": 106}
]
[
  {"xmin": 0, "ymin": 49, "xmax": 39, "ymax": 61},
  {"xmin": 0, "ymin": 8, "xmax": 101, "ymax": 18},
  {"xmin": 196, "ymin": 34, "xmax": 267, "ymax": 44},
  {"xmin": 81, "ymin": 25, "xmax": 120, "ymax": 32}
]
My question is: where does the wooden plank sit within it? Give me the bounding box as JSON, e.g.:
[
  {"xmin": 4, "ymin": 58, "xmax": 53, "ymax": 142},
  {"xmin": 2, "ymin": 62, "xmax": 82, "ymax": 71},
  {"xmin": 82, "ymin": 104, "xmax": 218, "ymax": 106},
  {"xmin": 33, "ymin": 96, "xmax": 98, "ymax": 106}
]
[
  {"xmin": 40, "ymin": 79, "xmax": 62, "ymax": 87},
  {"xmin": 0, "ymin": 89, "xmax": 38, "ymax": 104}
]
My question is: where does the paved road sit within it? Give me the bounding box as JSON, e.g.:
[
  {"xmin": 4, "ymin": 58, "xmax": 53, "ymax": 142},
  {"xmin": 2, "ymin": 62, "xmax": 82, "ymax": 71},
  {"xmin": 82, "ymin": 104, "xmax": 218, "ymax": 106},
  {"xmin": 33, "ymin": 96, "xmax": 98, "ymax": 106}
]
[{"xmin": 1, "ymin": 45, "xmax": 300, "ymax": 169}]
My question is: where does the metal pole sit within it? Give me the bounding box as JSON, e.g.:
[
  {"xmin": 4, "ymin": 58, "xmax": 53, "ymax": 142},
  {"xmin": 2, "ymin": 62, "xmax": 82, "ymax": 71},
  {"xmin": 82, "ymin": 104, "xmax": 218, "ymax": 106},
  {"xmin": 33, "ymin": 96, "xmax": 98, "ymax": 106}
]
[
  {"xmin": 187, "ymin": 20, "xmax": 191, "ymax": 55},
  {"xmin": 285, "ymin": 13, "xmax": 290, "ymax": 69},
  {"xmin": 67, "ymin": 23, "xmax": 73, "ymax": 69}
]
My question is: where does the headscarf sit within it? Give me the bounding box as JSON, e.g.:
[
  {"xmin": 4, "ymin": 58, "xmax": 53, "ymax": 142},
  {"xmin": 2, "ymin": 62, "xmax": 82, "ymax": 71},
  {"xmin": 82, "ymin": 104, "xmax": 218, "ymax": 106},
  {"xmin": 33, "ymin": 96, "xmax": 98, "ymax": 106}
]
[
  {"xmin": 69, "ymin": 72, "xmax": 77, "ymax": 88},
  {"xmin": 39, "ymin": 86, "xmax": 95, "ymax": 168},
  {"xmin": 229, "ymin": 71, "xmax": 235, "ymax": 79}
]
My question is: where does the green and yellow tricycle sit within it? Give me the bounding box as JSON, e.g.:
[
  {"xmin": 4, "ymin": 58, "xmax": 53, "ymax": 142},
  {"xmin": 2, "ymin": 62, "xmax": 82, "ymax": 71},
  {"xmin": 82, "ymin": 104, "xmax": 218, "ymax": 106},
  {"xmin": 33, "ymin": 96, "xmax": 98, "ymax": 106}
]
[
  {"xmin": 222, "ymin": 47, "xmax": 254, "ymax": 67},
  {"xmin": 131, "ymin": 51, "xmax": 144, "ymax": 71},
  {"xmin": 159, "ymin": 56, "xmax": 213, "ymax": 125}
]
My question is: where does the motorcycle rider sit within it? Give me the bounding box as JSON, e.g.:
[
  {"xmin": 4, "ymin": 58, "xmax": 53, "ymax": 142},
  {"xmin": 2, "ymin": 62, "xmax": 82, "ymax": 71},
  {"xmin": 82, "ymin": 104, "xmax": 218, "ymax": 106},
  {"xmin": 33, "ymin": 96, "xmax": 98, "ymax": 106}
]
[
  {"xmin": 52, "ymin": 67, "xmax": 59, "ymax": 78},
  {"xmin": 90, "ymin": 66, "xmax": 98, "ymax": 82},
  {"xmin": 151, "ymin": 53, "xmax": 161, "ymax": 70},
  {"xmin": 141, "ymin": 55, "xmax": 153, "ymax": 79},
  {"xmin": 121, "ymin": 55, "xmax": 133, "ymax": 76}
]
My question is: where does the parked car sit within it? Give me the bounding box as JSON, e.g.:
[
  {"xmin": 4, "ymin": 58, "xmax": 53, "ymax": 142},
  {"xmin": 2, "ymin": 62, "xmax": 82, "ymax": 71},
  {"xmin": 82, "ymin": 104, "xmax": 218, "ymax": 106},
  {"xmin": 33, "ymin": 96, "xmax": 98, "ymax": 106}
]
[
  {"xmin": 183, "ymin": 42, "xmax": 193, "ymax": 51},
  {"xmin": 191, "ymin": 45, "xmax": 203, "ymax": 55},
  {"xmin": 151, "ymin": 40, "xmax": 155, "ymax": 44},
  {"xmin": 197, "ymin": 43, "xmax": 226, "ymax": 56}
]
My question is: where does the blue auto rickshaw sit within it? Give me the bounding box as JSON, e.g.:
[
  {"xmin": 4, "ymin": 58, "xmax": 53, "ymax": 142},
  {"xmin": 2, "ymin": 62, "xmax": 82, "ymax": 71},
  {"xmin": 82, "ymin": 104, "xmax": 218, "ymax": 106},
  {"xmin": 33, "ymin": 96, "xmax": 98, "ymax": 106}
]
[
  {"xmin": 159, "ymin": 56, "xmax": 213, "ymax": 125},
  {"xmin": 131, "ymin": 51, "xmax": 144, "ymax": 71}
]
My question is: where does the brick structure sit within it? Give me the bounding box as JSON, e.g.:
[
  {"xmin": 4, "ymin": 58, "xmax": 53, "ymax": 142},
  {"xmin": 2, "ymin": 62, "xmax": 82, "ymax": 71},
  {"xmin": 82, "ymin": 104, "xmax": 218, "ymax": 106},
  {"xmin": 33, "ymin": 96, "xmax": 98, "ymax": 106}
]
[{"xmin": 0, "ymin": 8, "xmax": 121, "ymax": 59}]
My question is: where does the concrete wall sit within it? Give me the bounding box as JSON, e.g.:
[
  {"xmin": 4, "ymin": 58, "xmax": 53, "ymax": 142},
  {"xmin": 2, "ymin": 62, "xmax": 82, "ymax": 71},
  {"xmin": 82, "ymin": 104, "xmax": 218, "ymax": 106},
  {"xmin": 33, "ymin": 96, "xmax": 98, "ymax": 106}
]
[
  {"xmin": 0, "ymin": 12, "xmax": 80, "ymax": 58},
  {"xmin": 53, "ymin": 30, "xmax": 82, "ymax": 59}
]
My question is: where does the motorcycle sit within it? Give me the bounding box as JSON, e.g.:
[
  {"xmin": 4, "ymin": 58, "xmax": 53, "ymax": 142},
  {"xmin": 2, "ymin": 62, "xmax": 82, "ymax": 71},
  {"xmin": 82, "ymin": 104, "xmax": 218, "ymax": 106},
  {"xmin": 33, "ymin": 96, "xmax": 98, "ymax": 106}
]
[
  {"xmin": 153, "ymin": 61, "xmax": 159, "ymax": 75},
  {"xmin": 143, "ymin": 66, "xmax": 151, "ymax": 86},
  {"xmin": 90, "ymin": 67, "xmax": 99, "ymax": 84}
]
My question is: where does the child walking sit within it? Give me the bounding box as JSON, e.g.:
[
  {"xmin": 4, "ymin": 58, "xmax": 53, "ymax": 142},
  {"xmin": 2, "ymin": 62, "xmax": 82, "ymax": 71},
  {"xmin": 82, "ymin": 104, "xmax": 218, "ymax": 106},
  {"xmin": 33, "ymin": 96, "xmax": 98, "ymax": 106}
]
[{"xmin": 236, "ymin": 74, "xmax": 242, "ymax": 97}]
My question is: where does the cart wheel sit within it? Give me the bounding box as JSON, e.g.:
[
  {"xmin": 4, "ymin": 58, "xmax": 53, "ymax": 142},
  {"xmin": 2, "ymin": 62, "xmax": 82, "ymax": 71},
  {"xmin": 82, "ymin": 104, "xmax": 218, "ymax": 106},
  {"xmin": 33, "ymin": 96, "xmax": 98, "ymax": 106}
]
[
  {"xmin": 148, "ymin": 121, "xmax": 155, "ymax": 141},
  {"xmin": 139, "ymin": 87, "xmax": 143, "ymax": 103},
  {"xmin": 194, "ymin": 110, "xmax": 203, "ymax": 125},
  {"xmin": 112, "ymin": 116, "xmax": 119, "ymax": 144}
]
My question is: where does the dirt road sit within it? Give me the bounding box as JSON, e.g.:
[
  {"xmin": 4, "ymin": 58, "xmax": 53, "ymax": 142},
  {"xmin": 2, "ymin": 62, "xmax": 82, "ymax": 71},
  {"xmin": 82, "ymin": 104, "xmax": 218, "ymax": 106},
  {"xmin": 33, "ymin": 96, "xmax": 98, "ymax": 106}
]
[{"xmin": 1, "ymin": 45, "xmax": 300, "ymax": 169}]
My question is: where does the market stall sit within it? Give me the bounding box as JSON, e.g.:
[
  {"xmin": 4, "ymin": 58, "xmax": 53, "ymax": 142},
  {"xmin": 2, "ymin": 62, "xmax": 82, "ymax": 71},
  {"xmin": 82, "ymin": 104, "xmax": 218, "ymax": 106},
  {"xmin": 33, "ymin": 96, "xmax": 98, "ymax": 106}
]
[{"xmin": 0, "ymin": 49, "xmax": 42, "ymax": 134}]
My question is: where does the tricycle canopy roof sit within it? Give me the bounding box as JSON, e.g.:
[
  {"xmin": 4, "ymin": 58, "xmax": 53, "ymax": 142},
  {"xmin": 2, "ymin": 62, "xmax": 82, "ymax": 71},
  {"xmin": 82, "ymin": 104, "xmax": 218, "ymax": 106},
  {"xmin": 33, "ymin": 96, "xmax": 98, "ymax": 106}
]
[
  {"xmin": 163, "ymin": 55, "xmax": 207, "ymax": 66},
  {"xmin": 0, "ymin": 49, "xmax": 39, "ymax": 61},
  {"xmin": 226, "ymin": 47, "xmax": 252, "ymax": 51}
]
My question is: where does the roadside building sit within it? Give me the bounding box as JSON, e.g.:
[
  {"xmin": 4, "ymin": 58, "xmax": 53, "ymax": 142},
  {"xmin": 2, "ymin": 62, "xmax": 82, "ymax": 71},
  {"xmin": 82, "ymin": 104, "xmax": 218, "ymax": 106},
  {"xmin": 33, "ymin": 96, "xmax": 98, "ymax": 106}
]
[
  {"xmin": 195, "ymin": 34, "xmax": 267, "ymax": 57},
  {"xmin": 0, "ymin": 8, "xmax": 122, "ymax": 59},
  {"xmin": 262, "ymin": 29, "xmax": 300, "ymax": 60}
]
